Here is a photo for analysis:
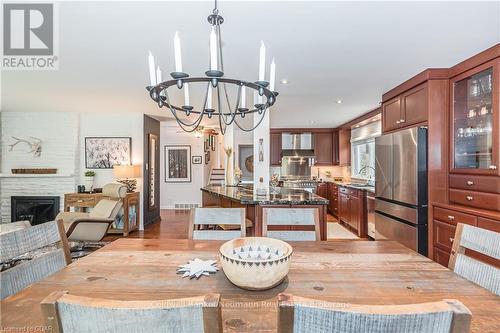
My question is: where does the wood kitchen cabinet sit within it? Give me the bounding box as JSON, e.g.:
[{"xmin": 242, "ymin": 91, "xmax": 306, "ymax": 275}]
[
  {"xmin": 327, "ymin": 182, "xmax": 339, "ymax": 217},
  {"xmin": 382, "ymin": 97, "xmax": 402, "ymax": 132},
  {"xmin": 270, "ymin": 131, "xmax": 282, "ymax": 166},
  {"xmin": 450, "ymin": 59, "xmax": 499, "ymax": 176},
  {"xmin": 448, "ymin": 58, "xmax": 500, "ymax": 210},
  {"xmin": 338, "ymin": 129, "xmax": 351, "ymax": 166},
  {"xmin": 314, "ymin": 131, "xmax": 334, "ymax": 165},
  {"xmin": 431, "ymin": 203, "xmax": 500, "ymax": 267},
  {"xmin": 338, "ymin": 186, "xmax": 366, "ymax": 237},
  {"xmin": 269, "ymin": 128, "xmax": 341, "ymax": 166},
  {"xmin": 382, "ymin": 83, "xmax": 428, "ymax": 133},
  {"xmin": 317, "ymin": 182, "xmax": 328, "ymax": 199},
  {"xmin": 339, "ymin": 192, "xmax": 350, "ymax": 224}
]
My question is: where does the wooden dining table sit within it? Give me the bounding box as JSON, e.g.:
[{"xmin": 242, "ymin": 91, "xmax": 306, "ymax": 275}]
[{"xmin": 1, "ymin": 238, "xmax": 499, "ymax": 332}]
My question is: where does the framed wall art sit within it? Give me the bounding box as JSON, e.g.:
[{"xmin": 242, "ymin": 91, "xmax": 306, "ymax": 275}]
[
  {"xmin": 165, "ymin": 145, "xmax": 191, "ymax": 182},
  {"xmin": 238, "ymin": 144, "xmax": 254, "ymax": 181},
  {"xmin": 85, "ymin": 137, "xmax": 131, "ymax": 169}
]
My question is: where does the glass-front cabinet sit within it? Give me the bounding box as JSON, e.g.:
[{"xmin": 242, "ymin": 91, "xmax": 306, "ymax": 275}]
[{"xmin": 451, "ymin": 60, "xmax": 499, "ymax": 175}]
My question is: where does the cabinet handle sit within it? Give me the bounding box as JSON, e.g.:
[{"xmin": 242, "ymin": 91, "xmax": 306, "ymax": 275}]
[
  {"xmin": 396, "ymin": 120, "xmax": 400, "ymax": 124},
  {"xmin": 466, "ymin": 196, "xmax": 473, "ymax": 201},
  {"xmin": 489, "ymin": 165, "xmax": 497, "ymax": 170},
  {"xmin": 449, "ymin": 237, "xmax": 454, "ymax": 244},
  {"xmin": 447, "ymin": 215, "xmax": 455, "ymax": 221},
  {"xmin": 400, "ymin": 119, "xmax": 405, "ymax": 123},
  {"xmin": 466, "ymin": 181, "xmax": 474, "ymax": 186}
]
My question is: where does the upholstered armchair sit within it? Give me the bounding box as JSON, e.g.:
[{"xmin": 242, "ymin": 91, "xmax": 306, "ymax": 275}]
[{"xmin": 56, "ymin": 183, "xmax": 127, "ymax": 242}]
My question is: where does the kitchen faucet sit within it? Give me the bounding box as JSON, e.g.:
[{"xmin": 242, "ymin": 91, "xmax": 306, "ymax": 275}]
[{"xmin": 358, "ymin": 165, "xmax": 376, "ymax": 180}]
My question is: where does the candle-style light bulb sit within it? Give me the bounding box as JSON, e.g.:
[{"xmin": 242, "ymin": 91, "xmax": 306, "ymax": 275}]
[
  {"xmin": 253, "ymin": 90, "xmax": 259, "ymax": 106},
  {"xmin": 258, "ymin": 41, "xmax": 266, "ymax": 81},
  {"xmin": 148, "ymin": 51, "xmax": 156, "ymax": 86},
  {"xmin": 184, "ymin": 83, "xmax": 190, "ymax": 106},
  {"xmin": 156, "ymin": 66, "xmax": 162, "ymax": 85},
  {"xmin": 207, "ymin": 87, "xmax": 213, "ymax": 109},
  {"xmin": 209, "ymin": 27, "xmax": 218, "ymax": 71},
  {"xmin": 240, "ymin": 86, "xmax": 246, "ymax": 108},
  {"xmin": 269, "ymin": 58, "xmax": 276, "ymax": 91},
  {"xmin": 173, "ymin": 32, "xmax": 182, "ymax": 72}
]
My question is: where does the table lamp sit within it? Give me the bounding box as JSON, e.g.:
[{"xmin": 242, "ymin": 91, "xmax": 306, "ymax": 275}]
[{"xmin": 113, "ymin": 165, "xmax": 141, "ymax": 192}]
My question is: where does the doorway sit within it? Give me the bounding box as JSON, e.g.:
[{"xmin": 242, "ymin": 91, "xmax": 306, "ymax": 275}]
[{"xmin": 143, "ymin": 115, "xmax": 161, "ymax": 226}]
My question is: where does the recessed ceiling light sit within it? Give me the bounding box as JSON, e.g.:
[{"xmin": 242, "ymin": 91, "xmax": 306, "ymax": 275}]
[
  {"xmin": 280, "ymin": 79, "xmax": 289, "ymax": 84},
  {"xmin": 336, "ymin": 99, "xmax": 343, "ymax": 104}
]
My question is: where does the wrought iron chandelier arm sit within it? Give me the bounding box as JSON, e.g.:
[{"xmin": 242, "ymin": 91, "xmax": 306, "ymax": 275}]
[
  {"xmin": 145, "ymin": 0, "xmax": 278, "ymax": 134},
  {"xmin": 233, "ymin": 105, "xmax": 269, "ymax": 132}
]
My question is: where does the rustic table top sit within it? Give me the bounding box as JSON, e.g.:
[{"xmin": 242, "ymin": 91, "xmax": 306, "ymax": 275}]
[{"xmin": 1, "ymin": 239, "xmax": 499, "ymax": 332}]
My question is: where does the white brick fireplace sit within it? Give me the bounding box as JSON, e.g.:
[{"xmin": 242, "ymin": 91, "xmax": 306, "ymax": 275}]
[{"xmin": 1, "ymin": 112, "xmax": 79, "ymax": 223}]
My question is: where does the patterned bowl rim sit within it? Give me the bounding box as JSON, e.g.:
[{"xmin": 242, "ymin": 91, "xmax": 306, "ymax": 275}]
[{"xmin": 219, "ymin": 237, "xmax": 293, "ymax": 263}]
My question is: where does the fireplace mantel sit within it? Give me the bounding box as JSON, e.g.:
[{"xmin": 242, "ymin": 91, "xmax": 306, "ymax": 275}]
[{"xmin": 0, "ymin": 173, "xmax": 75, "ymax": 178}]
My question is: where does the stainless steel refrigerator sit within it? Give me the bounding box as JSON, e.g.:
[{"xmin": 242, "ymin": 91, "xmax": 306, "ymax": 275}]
[{"xmin": 374, "ymin": 127, "xmax": 428, "ymax": 255}]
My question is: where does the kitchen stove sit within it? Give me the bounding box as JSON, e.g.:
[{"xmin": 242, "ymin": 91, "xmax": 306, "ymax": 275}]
[{"xmin": 281, "ymin": 179, "xmax": 318, "ymax": 193}]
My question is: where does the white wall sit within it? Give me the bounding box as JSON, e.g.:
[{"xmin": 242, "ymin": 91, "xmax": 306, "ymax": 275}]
[
  {"xmin": 78, "ymin": 112, "xmax": 143, "ymax": 187},
  {"xmin": 1, "ymin": 111, "xmax": 144, "ymax": 226},
  {"xmin": 159, "ymin": 122, "xmax": 216, "ymax": 208}
]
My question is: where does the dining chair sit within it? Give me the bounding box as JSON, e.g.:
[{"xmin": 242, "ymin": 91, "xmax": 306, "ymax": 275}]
[
  {"xmin": 277, "ymin": 294, "xmax": 471, "ymax": 333},
  {"xmin": 262, "ymin": 207, "xmax": 320, "ymax": 241},
  {"xmin": 448, "ymin": 223, "xmax": 500, "ymax": 295},
  {"xmin": 188, "ymin": 207, "xmax": 246, "ymax": 240},
  {"xmin": 41, "ymin": 291, "xmax": 222, "ymax": 333},
  {"xmin": 0, "ymin": 220, "xmax": 71, "ymax": 300}
]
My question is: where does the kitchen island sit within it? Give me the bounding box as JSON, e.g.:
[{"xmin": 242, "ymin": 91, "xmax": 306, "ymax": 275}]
[{"xmin": 201, "ymin": 185, "xmax": 329, "ymax": 240}]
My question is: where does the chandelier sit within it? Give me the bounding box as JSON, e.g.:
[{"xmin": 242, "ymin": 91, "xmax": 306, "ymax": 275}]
[{"xmin": 146, "ymin": 0, "xmax": 278, "ymax": 134}]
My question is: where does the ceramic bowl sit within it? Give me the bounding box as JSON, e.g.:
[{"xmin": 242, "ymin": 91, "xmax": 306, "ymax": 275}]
[{"xmin": 219, "ymin": 237, "xmax": 293, "ymax": 290}]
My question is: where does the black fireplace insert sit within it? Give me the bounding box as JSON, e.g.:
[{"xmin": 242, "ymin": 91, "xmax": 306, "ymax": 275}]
[{"xmin": 11, "ymin": 196, "xmax": 60, "ymax": 225}]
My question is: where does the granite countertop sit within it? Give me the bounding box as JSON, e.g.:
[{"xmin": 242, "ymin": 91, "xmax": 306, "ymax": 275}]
[
  {"xmin": 201, "ymin": 185, "xmax": 329, "ymax": 205},
  {"xmin": 322, "ymin": 181, "xmax": 375, "ymax": 193}
]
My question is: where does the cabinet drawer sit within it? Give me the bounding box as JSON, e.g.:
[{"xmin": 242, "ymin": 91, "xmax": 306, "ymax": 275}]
[
  {"xmin": 433, "ymin": 207, "xmax": 477, "ymax": 226},
  {"xmin": 433, "ymin": 220, "xmax": 456, "ymax": 251},
  {"xmin": 434, "ymin": 247, "xmax": 451, "ymax": 267},
  {"xmin": 477, "ymin": 217, "xmax": 500, "ymax": 233},
  {"xmin": 449, "ymin": 189, "xmax": 500, "ymax": 211},
  {"xmin": 449, "ymin": 174, "xmax": 500, "ymax": 194},
  {"xmin": 65, "ymin": 195, "xmax": 97, "ymax": 207}
]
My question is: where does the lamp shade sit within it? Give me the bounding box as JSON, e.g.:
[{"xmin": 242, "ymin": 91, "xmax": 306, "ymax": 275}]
[{"xmin": 113, "ymin": 165, "xmax": 141, "ymax": 179}]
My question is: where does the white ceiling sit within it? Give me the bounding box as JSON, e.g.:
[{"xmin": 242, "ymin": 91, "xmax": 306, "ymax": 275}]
[{"xmin": 2, "ymin": 1, "xmax": 499, "ymax": 128}]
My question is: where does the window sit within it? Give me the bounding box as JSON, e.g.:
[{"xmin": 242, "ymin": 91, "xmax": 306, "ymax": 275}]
[{"xmin": 351, "ymin": 139, "xmax": 375, "ymax": 180}]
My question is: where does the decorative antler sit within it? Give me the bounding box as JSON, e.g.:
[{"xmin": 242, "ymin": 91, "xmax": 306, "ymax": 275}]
[{"xmin": 8, "ymin": 136, "xmax": 42, "ymax": 157}]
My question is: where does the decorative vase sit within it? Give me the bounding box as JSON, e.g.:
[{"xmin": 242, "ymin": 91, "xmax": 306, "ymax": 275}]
[
  {"xmin": 84, "ymin": 176, "xmax": 94, "ymax": 192},
  {"xmin": 225, "ymin": 158, "xmax": 232, "ymax": 186}
]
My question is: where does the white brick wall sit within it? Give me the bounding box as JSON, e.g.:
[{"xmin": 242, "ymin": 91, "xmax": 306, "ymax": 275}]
[{"xmin": 0, "ymin": 112, "xmax": 79, "ymax": 223}]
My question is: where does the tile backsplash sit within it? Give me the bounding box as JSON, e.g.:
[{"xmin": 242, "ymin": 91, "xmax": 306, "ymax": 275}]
[{"xmin": 270, "ymin": 165, "xmax": 350, "ymax": 181}]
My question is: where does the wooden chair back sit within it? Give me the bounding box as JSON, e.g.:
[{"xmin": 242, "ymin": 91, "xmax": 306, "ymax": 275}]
[
  {"xmin": 277, "ymin": 294, "xmax": 471, "ymax": 333},
  {"xmin": 0, "ymin": 220, "xmax": 71, "ymax": 300},
  {"xmin": 262, "ymin": 207, "xmax": 320, "ymax": 241},
  {"xmin": 41, "ymin": 291, "xmax": 222, "ymax": 333},
  {"xmin": 448, "ymin": 223, "xmax": 500, "ymax": 295},
  {"xmin": 188, "ymin": 208, "xmax": 246, "ymax": 240}
]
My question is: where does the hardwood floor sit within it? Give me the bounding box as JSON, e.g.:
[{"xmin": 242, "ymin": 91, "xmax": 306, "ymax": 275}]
[
  {"xmin": 105, "ymin": 210, "xmax": 360, "ymax": 241},
  {"xmin": 104, "ymin": 210, "xmax": 190, "ymax": 241}
]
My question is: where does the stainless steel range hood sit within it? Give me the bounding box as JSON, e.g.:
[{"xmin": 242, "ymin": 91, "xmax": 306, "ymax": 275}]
[{"xmin": 281, "ymin": 133, "xmax": 315, "ymax": 157}]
